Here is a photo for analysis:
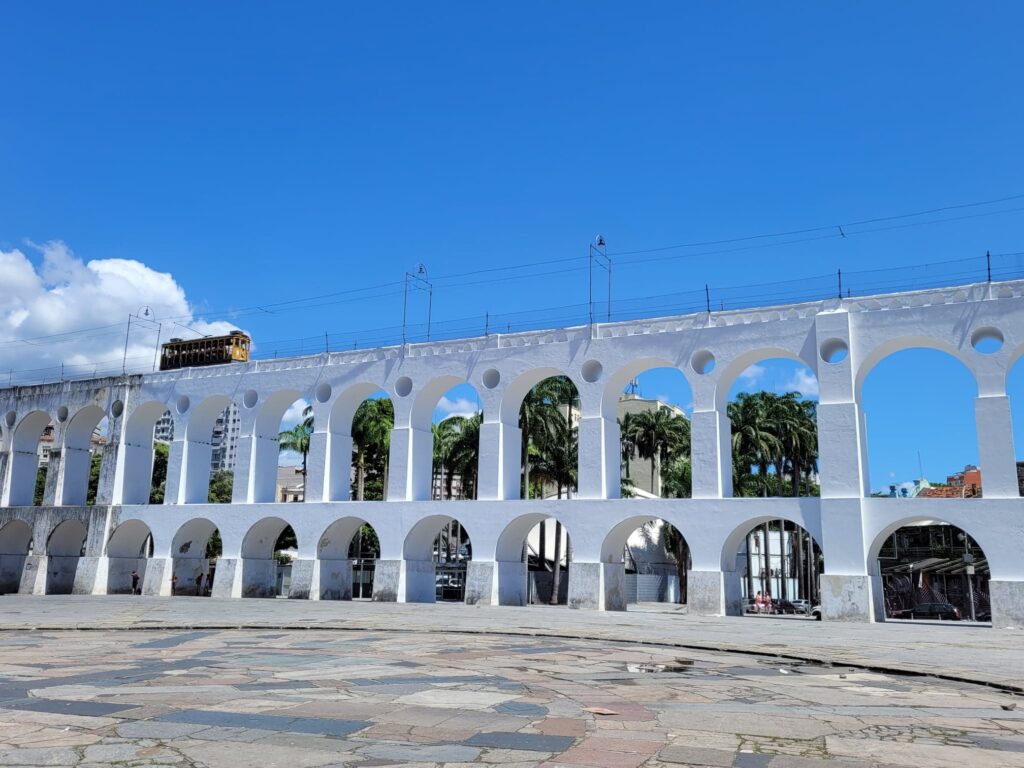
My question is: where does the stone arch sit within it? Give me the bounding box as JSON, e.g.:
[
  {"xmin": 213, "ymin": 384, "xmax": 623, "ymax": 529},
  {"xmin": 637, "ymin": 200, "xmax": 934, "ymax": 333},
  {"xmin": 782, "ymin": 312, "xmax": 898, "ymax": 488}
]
[
  {"xmin": 171, "ymin": 518, "xmax": 220, "ymax": 596},
  {"xmin": 250, "ymin": 389, "xmax": 306, "ymax": 503},
  {"xmin": 326, "ymin": 382, "xmax": 389, "ymax": 501},
  {"xmin": 720, "ymin": 513, "xmax": 824, "ymax": 616},
  {"xmin": 865, "ymin": 514, "xmax": 999, "ymax": 576},
  {"xmin": 61, "ymin": 405, "xmax": 106, "ymax": 506},
  {"xmin": 317, "ymin": 516, "xmax": 379, "ymax": 600},
  {"xmin": 859, "ymin": 346, "xmax": 979, "ymax": 496},
  {"xmin": 605, "ymin": 360, "xmax": 694, "ymax": 499},
  {"xmin": 241, "ymin": 516, "xmax": 294, "ymax": 598},
  {"xmin": 496, "ymin": 513, "xmax": 573, "ymax": 606},
  {"xmin": 714, "ymin": 347, "xmax": 814, "ymax": 411},
  {"xmin": 45, "ymin": 519, "xmax": 87, "ymax": 594},
  {"xmin": 499, "ymin": 367, "xmax": 579, "ymax": 425},
  {"xmin": 600, "ymin": 514, "xmax": 691, "ymax": 605},
  {"xmin": 105, "ymin": 519, "xmax": 153, "ymax": 594},
  {"xmin": 0, "ymin": 519, "xmax": 33, "ymax": 594},
  {"xmin": 402, "ymin": 514, "xmax": 473, "ymax": 603},
  {"xmin": 720, "ymin": 514, "xmax": 823, "ymax": 572},
  {"xmin": 7, "ymin": 410, "xmax": 52, "ymax": 506},
  {"xmin": 855, "ymin": 336, "xmax": 976, "ymax": 402},
  {"xmin": 413, "ymin": 375, "xmax": 483, "ymax": 501},
  {"xmin": 866, "ymin": 516, "xmax": 994, "ymax": 623},
  {"xmin": 181, "ymin": 394, "xmax": 234, "ymax": 503},
  {"xmin": 121, "ymin": 401, "xmax": 169, "ymax": 505},
  {"xmin": 720, "ymin": 353, "xmax": 820, "ymax": 499},
  {"xmin": 601, "ymin": 357, "xmax": 685, "ymax": 419}
]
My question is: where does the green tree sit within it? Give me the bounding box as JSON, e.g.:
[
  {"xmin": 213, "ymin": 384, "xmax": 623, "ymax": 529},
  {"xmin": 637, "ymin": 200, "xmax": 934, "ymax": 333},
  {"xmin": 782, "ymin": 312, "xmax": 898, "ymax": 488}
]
[
  {"xmin": 86, "ymin": 452, "xmax": 102, "ymax": 505},
  {"xmin": 728, "ymin": 390, "xmax": 818, "ymax": 498},
  {"xmin": 33, "ymin": 465, "xmax": 47, "ymax": 506},
  {"xmin": 432, "ymin": 417, "xmax": 463, "ymax": 499},
  {"xmin": 149, "ymin": 442, "xmax": 169, "ymax": 504},
  {"xmin": 518, "ymin": 378, "xmax": 575, "ymax": 499},
  {"xmin": 729, "ymin": 392, "xmax": 783, "ymax": 497},
  {"xmin": 279, "ymin": 405, "xmax": 313, "ymax": 482},
  {"xmin": 624, "ymin": 408, "xmax": 689, "ymax": 496},
  {"xmin": 352, "ymin": 398, "xmax": 394, "ymax": 500},
  {"xmin": 661, "ymin": 454, "xmax": 692, "ymax": 499},
  {"xmin": 208, "ymin": 470, "xmax": 234, "ymax": 503},
  {"xmin": 448, "ymin": 412, "xmax": 482, "ymax": 499}
]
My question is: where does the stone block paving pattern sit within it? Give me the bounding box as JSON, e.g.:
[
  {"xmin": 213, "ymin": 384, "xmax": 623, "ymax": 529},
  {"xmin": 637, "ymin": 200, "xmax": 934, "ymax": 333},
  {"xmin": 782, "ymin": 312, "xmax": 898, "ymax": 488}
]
[{"xmin": 0, "ymin": 627, "xmax": 1022, "ymax": 767}]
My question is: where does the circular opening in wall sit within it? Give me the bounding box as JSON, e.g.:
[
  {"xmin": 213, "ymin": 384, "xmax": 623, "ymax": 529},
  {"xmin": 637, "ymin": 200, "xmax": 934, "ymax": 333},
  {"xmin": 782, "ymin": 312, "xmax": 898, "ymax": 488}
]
[
  {"xmin": 56, "ymin": 405, "xmax": 69, "ymax": 423},
  {"xmin": 971, "ymin": 326, "xmax": 1004, "ymax": 354},
  {"xmin": 820, "ymin": 338, "xmax": 849, "ymax": 365},
  {"xmin": 109, "ymin": 400, "xmax": 124, "ymax": 419},
  {"xmin": 395, "ymin": 376, "xmax": 413, "ymax": 398},
  {"xmin": 242, "ymin": 389, "xmax": 259, "ymax": 409},
  {"xmin": 176, "ymin": 395, "xmax": 191, "ymax": 415},
  {"xmin": 4, "ymin": 411, "xmax": 15, "ymax": 429},
  {"xmin": 481, "ymin": 368, "xmax": 501, "ymax": 390},
  {"xmin": 581, "ymin": 359, "xmax": 603, "ymax": 383},
  {"xmin": 691, "ymin": 350, "xmax": 716, "ymax": 375},
  {"xmin": 315, "ymin": 382, "xmax": 332, "ymax": 403}
]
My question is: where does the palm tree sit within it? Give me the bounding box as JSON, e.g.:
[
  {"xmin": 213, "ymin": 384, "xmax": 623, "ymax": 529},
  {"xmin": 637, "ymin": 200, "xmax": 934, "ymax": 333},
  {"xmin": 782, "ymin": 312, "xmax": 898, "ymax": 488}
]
[
  {"xmin": 432, "ymin": 417, "xmax": 464, "ymax": 499},
  {"xmin": 619, "ymin": 413, "xmax": 636, "ymax": 481},
  {"xmin": 625, "ymin": 407, "xmax": 689, "ymax": 495},
  {"xmin": 729, "ymin": 392, "xmax": 783, "ymax": 497},
  {"xmin": 448, "ymin": 412, "xmax": 482, "ymax": 499},
  {"xmin": 278, "ymin": 404, "xmax": 314, "ymax": 481},
  {"xmin": 519, "ymin": 377, "xmax": 576, "ymax": 499},
  {"xmin": 352, "ymin": 397, "xmax": 394, "ymax": 500}
]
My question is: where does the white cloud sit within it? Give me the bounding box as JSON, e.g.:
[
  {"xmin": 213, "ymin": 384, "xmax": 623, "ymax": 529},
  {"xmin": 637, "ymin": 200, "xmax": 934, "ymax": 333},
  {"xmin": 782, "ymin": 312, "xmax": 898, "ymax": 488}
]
[
  {"xmin": 737, "ymin": 364, "xmax": 765, "ymax": 388},
  {"xmin": 779, "ymin": 367, "xmax": 819, "ymax": 398},
  {"xmin": 436, "ymin": 396, "xmax": 480, "ymax": 420},
  {"xmin": 280, "ymin": 399, "xmax": 311, "ymax": 430},
  {"xmin": 0, "ymin": 241, "xmax": 240, "ymax": 383}
]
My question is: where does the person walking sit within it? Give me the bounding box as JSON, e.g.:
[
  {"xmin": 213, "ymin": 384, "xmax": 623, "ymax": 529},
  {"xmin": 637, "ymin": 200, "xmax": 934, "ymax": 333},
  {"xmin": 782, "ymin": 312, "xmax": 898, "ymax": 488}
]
[
  {"xmin": 170, "ymin": 574, "xmax": 178, "ymax": 595},
  {"xmin": 130, "ymin": 570, "xmax": 139, "ymax": 595},
  {"xmin": 195, "ymin": 572, "xmax": 204, "ymax": 596}
]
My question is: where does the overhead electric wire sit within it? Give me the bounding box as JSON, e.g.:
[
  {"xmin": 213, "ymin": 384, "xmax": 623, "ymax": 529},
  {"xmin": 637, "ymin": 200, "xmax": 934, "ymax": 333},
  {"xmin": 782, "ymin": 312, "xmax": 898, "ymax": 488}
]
[{"xmin": 607, "ymin": 192, "xmax": 1024, "ymax": 256}]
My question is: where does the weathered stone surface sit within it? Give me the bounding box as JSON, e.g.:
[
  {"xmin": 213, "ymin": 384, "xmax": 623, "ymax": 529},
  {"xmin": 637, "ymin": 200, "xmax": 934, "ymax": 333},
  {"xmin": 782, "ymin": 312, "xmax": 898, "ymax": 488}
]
[
  {"xmin": 372, "ymin": 559, "xmax": 401, "ymax": 602},
  {"xmin": 464, "ymin": 560, "xmax": 494, "ymax": 606},
  {"xmin": 687, "ymin": 570, "xmax": 723, "ymax": 615},
  {"xmin": 567, "ymin": 561, "xmax": 601, "ymax": 610},
  {"xmin": 990, "ymin": 580, "xmax": 1024, "ymax": 629},
  {"xmin": 820, "ymin": 574, "xmax": 871, "ymax": 622}
]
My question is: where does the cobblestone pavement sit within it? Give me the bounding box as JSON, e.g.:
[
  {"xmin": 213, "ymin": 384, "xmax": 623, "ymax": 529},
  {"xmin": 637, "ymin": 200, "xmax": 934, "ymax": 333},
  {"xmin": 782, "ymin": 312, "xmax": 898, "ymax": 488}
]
[
  {"xmin": 1, "ymin": 597, "xmax": 1021, "ymax": 691},
  {"xmin": 0, "ymin": 599, "xmax": 1023, "ymax": 767},
  {"xmin": 0, "ymin": 627, "xmax": 1022, "ymax": 767}
]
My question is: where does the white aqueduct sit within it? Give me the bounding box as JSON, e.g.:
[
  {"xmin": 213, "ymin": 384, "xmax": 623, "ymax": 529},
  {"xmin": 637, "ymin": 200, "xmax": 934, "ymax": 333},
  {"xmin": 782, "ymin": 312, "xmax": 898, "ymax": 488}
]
[{"xmin": 1, "ymin": 279, "xmax": 1023, "ymax": 626}]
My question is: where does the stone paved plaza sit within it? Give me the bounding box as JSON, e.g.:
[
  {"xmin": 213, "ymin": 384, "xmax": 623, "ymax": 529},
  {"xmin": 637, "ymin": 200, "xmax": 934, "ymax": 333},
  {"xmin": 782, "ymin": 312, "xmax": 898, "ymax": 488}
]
[{"xmin": 0, "ymin": 598, "xmax": 1022, "ymax": 767}]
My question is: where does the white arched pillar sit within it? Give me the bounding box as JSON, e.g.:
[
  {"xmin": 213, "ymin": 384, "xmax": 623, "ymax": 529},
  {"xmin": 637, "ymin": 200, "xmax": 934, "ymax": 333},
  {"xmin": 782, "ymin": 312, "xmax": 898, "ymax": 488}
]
[
  {"xmin": 577, "ymin": 408, "xmax": 617, "ymax": 500},
  {"xmin": 815, "ymin": 312, "xmax": 873, "ymax": 621},
  {"xmin": 4, "ymin": 411, "xmax": 51, "ymax": 507}
]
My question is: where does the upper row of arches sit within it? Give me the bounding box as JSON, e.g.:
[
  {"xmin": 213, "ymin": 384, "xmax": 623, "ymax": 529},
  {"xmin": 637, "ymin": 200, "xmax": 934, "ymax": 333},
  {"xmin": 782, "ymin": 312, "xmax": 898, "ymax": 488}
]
[{"xmin": 3, "ymin": 331, "xmax": 1024, "ymax": 505}]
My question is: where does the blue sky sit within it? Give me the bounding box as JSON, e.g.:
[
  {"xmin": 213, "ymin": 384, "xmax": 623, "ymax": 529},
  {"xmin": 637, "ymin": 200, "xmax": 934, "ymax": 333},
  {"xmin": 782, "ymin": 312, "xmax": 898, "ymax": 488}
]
[{"xmin": 2, "ymin": 4, "xmax": 1023, "ymax": 490}]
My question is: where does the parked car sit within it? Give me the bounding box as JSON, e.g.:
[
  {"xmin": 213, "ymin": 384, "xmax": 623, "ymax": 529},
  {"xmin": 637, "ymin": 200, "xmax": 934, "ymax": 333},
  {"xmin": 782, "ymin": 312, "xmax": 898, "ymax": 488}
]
[
  {"xmin": 891, "ymin": 602, "xmax": 961, "ymax": 621},
  {"xmin": 773, "ymin": 599, "xmax": 799, "ymax": 615},
  {"xmin": 810, "ymin": 605, "xmax": 822, "ymax": 621},
  {"xmin": 789, "ymin": 599, "xmax": 812, "ymax": 615}
]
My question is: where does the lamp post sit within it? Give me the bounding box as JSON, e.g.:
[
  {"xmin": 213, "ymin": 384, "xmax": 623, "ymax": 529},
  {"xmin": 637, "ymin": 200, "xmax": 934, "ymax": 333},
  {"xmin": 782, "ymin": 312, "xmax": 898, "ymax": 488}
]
[
  {"xmin": 588, "ymin": 236, "xmax": 611, "ymax": 326},
  {"xmin": 958, "ymin": 532, "xmax": 977, "ymax": 621},
  {"xmin": 402, "ymin": 265, "xmax": 433, "ymax": 345}
]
